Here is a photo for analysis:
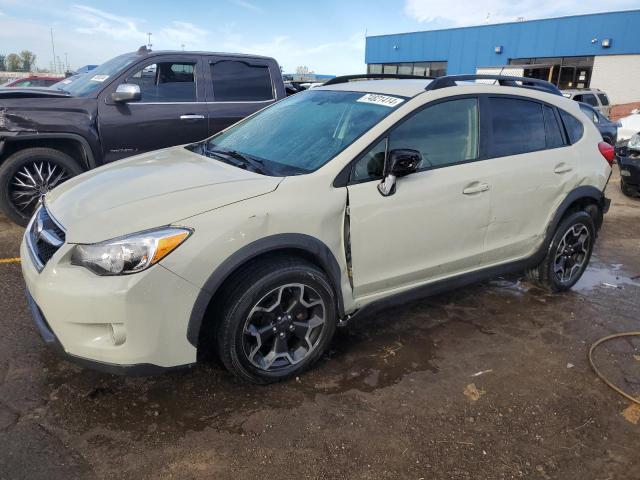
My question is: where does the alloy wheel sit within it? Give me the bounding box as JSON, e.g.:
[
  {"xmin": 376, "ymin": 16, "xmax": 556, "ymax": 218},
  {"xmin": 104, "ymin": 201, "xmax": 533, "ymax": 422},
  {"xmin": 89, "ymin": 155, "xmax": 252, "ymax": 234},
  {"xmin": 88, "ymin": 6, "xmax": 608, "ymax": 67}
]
[
  {"xmin": 9, "ymin": 161, "xmax": 69, "ymax": 216},
  {"xmin": 243, "ymin": 283, "xmax": 326, "ymax": 371},
  {"xmin": 553, "ymin": 224, "xmax": 591, "ymax": 284}
]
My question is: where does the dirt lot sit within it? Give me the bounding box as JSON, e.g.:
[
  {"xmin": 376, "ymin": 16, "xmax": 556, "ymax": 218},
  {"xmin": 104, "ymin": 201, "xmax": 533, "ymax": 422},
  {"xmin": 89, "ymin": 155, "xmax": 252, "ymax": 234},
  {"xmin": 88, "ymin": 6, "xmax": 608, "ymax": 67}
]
[{"xmin": 0, "ymin": 167, "xmax": 638, "ymax": 480}]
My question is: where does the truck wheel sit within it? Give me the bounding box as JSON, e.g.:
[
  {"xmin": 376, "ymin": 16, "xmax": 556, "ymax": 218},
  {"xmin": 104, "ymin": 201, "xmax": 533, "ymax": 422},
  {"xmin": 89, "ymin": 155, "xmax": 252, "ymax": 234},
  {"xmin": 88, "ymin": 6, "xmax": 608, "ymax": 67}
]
[
  {"xmin": 216, "ymin": 256, "xmax": 337, "ymax": 384},
  {"xmin": 526, "ymin": 211, "xmax": 595, "ymax": 292},
  {"xmin": 0, "ymin": 148, "xmax": 83, "ymax": 226}
]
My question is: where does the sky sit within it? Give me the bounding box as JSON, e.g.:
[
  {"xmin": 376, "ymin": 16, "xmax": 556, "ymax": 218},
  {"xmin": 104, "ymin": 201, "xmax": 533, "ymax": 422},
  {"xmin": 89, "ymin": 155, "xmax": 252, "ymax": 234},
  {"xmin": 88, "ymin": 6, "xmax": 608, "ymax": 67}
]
[{"xmin": 0, "ymin": 0, "xmax": 639, "ymax": 74}]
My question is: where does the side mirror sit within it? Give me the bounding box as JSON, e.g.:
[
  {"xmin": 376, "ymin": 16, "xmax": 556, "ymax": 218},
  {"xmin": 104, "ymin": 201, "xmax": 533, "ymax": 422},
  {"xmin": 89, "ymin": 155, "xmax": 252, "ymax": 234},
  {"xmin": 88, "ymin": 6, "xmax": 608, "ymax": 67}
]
[
  {"xmin": 378, "ymin": 149, "xmax": 421, "ymax": 196},
  {"xmin": 111, "ymin": 84, "xmax": 141, "ymax": 103}
]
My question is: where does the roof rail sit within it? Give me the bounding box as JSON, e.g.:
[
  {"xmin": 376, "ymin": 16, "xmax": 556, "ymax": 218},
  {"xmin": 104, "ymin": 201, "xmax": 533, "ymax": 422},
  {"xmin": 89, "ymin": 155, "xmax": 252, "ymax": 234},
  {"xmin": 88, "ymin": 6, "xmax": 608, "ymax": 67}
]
[
  {"xmin": 425, "ymin": 74, "xmax": 562, "ymax": 96},
  {"xmin": 324, "ymin": 73, "xmax": 434, "ymax": 86}
]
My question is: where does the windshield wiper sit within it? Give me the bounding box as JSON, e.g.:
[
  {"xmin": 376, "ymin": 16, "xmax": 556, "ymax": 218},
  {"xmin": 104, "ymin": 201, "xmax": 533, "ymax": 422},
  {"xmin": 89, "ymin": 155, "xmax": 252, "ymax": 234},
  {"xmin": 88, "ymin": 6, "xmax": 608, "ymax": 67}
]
[{"xmin": 205, "ymin": 145, "xmax": 270, "ymax": 175}]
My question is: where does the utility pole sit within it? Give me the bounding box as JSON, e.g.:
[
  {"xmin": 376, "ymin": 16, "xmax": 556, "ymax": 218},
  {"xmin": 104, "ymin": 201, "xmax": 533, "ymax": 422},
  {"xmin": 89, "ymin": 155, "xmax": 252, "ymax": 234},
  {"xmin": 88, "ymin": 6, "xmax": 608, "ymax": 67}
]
[
  {"xmin": 50, "ymin": 27, "xmax": 57, "ymax": 73},
  {"xmin": 64, "ymin": 52, "xmax": 69, "ymax": 73},
  {"xmin": 147, "ymin": 32, "xmax": 153, "ymax": 49}
]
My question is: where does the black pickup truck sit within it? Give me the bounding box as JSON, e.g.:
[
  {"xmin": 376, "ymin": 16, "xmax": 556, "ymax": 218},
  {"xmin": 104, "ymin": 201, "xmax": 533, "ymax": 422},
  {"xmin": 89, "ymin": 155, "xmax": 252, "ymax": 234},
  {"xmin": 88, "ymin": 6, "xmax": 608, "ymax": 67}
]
[{"xmin": 0, "ymin": 46, "xmax": 286, "ymax": 225}]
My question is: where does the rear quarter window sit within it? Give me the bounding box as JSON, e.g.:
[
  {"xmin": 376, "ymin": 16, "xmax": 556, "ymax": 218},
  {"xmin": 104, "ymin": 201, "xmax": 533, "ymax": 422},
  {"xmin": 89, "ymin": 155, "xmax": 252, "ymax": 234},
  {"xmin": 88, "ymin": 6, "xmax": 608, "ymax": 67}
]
[
  {"xmin": 559, "ymin": 110, "xmax": 584, "ymax": 144},
  {"xmin": 597, "ymin": 93, "xmax": 610, "ymax": 106}
]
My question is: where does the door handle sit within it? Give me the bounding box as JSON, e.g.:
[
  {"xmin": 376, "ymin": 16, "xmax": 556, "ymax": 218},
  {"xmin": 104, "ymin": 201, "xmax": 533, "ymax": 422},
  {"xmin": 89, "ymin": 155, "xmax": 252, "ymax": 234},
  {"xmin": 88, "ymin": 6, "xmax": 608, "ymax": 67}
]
[
  {"xmin": 180, "ymin": 114, "xmax": 205, "ymax": 120},
  {"xmin": 554, "ymin": 164, "xmax": 573, "ymax": 174},
  {"xmin": 462, "ymin": 183, "xmax": 490, "ymax": 195}
]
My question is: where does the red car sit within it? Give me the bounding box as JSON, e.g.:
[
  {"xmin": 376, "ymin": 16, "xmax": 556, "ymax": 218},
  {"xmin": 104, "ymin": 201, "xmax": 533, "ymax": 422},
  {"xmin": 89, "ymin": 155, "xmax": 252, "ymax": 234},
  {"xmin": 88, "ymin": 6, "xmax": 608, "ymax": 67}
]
[{"xmin": 2, "ymin": 76, "xmax": 61, "ymax": 88}]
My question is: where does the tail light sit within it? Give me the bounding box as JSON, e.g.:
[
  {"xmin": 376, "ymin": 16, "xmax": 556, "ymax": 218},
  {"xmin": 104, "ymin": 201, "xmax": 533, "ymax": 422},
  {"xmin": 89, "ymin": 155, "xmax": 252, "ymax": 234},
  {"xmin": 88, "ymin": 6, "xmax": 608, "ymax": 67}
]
[{"xmin": 598, "ymin": 142, "xmax": 615, "ymax": 165}]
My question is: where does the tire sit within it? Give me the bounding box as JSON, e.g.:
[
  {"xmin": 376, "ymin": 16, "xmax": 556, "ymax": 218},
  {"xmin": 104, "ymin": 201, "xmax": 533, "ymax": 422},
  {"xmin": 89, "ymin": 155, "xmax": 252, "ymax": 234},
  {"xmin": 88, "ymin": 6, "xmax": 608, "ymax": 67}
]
[
  {"xmin": 526, "ymin": 211, "xmax": 595, "ymax": 292},
  {"xmin": 216, "ymin": 256, "xmax": 337, "ymax": 384},
  {"xmin": 620, "ymin": 178, "xmax": 634, "ymax": 197},
  {"xmin": 0, "ymin": 148, "xmax": 84, "ymax": 226}
]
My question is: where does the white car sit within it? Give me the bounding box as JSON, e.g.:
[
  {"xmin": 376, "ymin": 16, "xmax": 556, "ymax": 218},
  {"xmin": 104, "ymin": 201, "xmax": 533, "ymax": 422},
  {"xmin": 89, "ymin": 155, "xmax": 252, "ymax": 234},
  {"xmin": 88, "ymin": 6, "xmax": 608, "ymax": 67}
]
[
  {"xmin": 21, "ymin": 75, "xmax": 613, "ymax": 383},
  {"xmin": 618, "ymin": 109, "xmax": 640, "ymax": 142}
]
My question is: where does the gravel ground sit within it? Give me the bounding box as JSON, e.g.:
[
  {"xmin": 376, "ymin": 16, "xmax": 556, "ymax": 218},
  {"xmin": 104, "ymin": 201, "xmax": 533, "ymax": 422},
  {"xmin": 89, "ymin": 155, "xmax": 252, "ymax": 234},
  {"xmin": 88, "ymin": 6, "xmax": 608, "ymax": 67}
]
[{"xmin": 0, "ymin": 166, "xmax": 638, "ymax": 479}]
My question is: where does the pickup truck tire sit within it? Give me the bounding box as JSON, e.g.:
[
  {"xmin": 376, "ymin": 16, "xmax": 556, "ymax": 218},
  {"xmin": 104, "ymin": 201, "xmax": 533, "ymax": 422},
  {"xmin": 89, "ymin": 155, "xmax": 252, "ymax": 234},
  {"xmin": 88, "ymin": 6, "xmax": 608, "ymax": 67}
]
[
  {"xmin": 526, "ymin": 211, "xmax": 595, "ymax": 292},
  {"xmin": 0, "ymin": 148, "xmax": 83, "ymax": 226},
  {"xmin": 216, "ymin": 256, "xmax": 337, "ymax": 384}
]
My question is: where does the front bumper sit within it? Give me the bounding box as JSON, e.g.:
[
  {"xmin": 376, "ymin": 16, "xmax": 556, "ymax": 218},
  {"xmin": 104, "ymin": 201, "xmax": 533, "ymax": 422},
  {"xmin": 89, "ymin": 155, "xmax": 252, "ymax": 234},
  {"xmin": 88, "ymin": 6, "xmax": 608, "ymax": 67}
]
[
  {"xmin": 618, "ymin": 152, "xmax": 640, "ymax": 188},
  {"xmin": 21, "ymin": 237, "xmax": 200, "ymax": 374}
]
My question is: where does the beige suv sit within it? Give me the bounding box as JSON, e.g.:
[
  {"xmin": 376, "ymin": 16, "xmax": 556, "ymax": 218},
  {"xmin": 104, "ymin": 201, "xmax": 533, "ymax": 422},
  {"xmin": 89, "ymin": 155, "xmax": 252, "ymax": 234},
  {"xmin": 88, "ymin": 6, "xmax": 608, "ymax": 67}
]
[{"xmin": 21, "ymin": 75, "xmax": 613, "ymax": 383}]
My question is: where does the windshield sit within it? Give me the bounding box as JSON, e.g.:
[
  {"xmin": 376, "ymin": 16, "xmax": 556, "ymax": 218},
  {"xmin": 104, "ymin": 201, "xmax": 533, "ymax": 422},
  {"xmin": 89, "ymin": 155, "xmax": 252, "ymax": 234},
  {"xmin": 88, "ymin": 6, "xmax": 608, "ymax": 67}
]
[
  {"xmin": 204, "ymin": 90, "xmax": 405, "ymax": 174},
  {"xmin": 59, "ymin": 54, "xmax": 138, "ymax": 97}
]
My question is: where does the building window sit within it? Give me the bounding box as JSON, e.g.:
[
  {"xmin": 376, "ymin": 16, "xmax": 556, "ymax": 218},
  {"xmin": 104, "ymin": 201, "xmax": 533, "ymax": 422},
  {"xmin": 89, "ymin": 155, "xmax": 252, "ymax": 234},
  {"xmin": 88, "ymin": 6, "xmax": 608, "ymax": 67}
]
[
  {"xmin": 367, "ymin": 61, "xmax": 447, "ymax": 77},
  {"xmin": 508, "ymin": 56, "xmax": 594, "ymax": 89}
]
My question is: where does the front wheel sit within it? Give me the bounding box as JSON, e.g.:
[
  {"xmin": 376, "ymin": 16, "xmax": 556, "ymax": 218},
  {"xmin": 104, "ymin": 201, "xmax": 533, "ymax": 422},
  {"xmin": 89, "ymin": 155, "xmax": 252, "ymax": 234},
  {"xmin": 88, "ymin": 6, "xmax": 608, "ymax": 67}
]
[
  {"xmin": 0, "ymin": 148, "xmax": 83, "ymax": 226},
  {"xmin": 526, "ymin": 211, "xmax": 595, "ymax": 292},
  {"xmin": 216, "ymin": 256, "xmax": 337, "ymax": 384}
]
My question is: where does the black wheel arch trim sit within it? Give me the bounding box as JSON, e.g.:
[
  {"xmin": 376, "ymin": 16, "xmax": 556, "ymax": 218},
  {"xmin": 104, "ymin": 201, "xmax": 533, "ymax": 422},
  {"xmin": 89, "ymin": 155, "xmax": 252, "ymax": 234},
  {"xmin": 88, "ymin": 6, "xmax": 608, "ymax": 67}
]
[
  {"xmin": 186, "ymin": 233, "xmax": 346, "ymax": 347},
  {"xmin": 1, "ymin": 133, "xmax": 97, "ymax": 170}
]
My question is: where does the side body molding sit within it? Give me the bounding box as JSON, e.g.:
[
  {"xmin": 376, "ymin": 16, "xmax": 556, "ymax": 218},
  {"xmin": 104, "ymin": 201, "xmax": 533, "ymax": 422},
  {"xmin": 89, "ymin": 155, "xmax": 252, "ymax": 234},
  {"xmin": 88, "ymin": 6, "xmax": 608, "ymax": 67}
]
[{"xmin": 186, "ymin": 233, "xmax": 346, "ymax": 347}]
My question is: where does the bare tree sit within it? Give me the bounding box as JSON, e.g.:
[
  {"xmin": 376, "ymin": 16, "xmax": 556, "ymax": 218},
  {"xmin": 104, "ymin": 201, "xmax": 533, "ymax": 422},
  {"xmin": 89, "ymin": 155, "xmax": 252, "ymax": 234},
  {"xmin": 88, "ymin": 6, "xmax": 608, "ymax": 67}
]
[{"xmin": 0, "ymin": 55, "xmax": 6, "ymax": 71}]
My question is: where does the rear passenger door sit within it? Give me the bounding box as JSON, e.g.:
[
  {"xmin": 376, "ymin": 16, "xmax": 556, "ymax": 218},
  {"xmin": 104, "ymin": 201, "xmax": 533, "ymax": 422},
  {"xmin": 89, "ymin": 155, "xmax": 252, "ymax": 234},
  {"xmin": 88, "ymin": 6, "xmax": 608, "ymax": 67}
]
[
  {"xmin": 481, "ymin": 96, "xmax": 573, "ymax": 264},
  {"xmin": 204, "ymin": 57, "xmax": 278, "ymax": 135}
]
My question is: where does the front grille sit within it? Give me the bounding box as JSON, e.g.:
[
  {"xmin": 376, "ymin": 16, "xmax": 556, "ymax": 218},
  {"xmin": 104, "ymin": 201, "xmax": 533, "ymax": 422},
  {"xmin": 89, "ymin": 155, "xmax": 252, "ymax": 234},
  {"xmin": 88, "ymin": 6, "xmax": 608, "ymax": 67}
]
[{"xmin": 28, "ymin": 207, "xmax": 66, "ymax": 270}]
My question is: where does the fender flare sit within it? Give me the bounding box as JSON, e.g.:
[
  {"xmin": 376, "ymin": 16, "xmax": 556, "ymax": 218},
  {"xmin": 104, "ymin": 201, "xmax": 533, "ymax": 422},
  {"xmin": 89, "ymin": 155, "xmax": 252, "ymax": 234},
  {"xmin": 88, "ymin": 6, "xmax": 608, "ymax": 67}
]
[
  {"xmin": 1, "ymin": 133, "xmax": 97, "ymax": 170},
  {"xmin": 186, "ymin": 233, "xmax": 345, "ymax": 347},
  {"xmin": 531, "ymin": 185, "xmax": 606, "ymax": 265}
]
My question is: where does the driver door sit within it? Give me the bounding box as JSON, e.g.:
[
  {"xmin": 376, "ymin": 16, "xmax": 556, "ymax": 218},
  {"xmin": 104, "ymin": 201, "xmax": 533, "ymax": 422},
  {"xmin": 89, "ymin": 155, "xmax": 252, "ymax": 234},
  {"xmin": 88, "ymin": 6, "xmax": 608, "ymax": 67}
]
[
  {"xmin": 346, "ymin": 97, "xmax": 491, "ymax": 298},
  {"xmin": 97, "ymin": 55, "xmax": 208, "ymax": 163}
]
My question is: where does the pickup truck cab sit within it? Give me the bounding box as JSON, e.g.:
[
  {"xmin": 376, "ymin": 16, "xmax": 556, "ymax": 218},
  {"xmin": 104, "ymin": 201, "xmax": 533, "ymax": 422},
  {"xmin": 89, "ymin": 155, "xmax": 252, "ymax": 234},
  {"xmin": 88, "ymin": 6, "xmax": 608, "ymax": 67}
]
[{"xmin": 0, "ymin": 46, "xmax": 285, "ymax": 225}]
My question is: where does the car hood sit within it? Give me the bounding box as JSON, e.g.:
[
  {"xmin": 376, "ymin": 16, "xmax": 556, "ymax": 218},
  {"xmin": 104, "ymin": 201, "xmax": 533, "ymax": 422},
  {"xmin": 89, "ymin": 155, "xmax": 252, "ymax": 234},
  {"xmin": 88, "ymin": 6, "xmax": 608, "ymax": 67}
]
[
  {"xmin": 46, "ymin": 146, "xmax": 283, "ymax": 243},
  {"xmin": 618, "ymin": 113, "xmax": 640, "ymax": 141}
]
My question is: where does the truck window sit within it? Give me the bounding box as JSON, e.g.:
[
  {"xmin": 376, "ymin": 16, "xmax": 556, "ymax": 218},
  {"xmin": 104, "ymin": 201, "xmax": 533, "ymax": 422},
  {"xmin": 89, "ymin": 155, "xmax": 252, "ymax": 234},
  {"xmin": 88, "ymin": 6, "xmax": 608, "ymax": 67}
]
[
  {"xmin": 211, "ymin": 60, "xmax": 273, "ymax": 102},
  {"xmin": 126, "ymin": 62, "xmax": 196, "ymax": 102}
]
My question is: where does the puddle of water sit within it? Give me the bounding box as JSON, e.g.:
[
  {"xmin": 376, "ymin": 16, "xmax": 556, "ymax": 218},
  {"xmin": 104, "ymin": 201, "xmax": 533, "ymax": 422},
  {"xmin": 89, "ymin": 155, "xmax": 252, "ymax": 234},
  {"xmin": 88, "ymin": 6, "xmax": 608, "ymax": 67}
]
[{"xmin": 574, "ymin": 264, "xmax": 640, "ymax": 292}]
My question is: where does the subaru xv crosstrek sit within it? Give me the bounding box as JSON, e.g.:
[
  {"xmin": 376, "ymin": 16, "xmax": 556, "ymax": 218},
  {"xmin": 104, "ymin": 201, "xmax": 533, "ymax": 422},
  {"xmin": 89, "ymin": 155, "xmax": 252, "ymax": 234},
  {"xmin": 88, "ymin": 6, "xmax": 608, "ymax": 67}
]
[{"xmin": 21, "ymin": 75, "xmax": 613, "ymax": 383}]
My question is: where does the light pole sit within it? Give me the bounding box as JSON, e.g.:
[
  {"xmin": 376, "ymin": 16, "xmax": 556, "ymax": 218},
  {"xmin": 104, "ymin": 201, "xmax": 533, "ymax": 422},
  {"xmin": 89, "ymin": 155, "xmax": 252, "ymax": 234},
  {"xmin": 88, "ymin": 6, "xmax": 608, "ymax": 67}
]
[{"xmin": 147, "ymin": 32, "xmax": 153, "ymax": 49}]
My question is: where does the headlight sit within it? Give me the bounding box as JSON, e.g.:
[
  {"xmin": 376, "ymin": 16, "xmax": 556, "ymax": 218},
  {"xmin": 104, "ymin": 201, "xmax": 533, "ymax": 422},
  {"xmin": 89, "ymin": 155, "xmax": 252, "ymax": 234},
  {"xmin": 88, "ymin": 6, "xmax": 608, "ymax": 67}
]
[
  {"xmin": 628, "ymin": 133, "xmax": 640, "ymax": 150},
  {"xmin": 71, "ymin": 227, "xmax": 191, "ymax": 276}
]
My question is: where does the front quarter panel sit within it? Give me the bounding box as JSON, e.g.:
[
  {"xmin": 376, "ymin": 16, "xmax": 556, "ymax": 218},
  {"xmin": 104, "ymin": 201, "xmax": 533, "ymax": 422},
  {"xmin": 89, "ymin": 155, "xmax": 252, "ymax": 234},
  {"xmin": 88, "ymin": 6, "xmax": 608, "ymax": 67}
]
[{"xmin": 160, "ymin": 175, "xmax": 352, "ymax": 314}]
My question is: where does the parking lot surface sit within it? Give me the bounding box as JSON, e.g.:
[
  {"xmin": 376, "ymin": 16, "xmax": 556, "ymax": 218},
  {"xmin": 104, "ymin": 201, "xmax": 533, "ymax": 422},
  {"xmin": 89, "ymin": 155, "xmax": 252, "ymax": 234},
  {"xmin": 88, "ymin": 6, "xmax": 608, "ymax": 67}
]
[{"xmin": 0, "ymin": 167, "xmax": 638, "ymax": 479}]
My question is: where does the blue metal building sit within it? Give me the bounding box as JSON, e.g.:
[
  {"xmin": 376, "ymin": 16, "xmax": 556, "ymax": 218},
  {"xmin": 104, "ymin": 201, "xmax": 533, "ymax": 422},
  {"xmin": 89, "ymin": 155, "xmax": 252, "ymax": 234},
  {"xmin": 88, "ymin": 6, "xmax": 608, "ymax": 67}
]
[{"xmin": 365, "ymin": 10, "xmax": 640, "ymax": 103}]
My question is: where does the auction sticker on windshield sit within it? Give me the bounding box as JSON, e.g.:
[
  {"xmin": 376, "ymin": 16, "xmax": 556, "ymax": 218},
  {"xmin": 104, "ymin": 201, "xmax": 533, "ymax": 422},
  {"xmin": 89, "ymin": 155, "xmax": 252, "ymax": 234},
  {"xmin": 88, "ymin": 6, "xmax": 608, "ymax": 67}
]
[
  {"xmin": 90, "ymin": 75, "xmax": 109, "ymax": 82},
  {"xmin": 357, "ymin": 93, "xmax": 404, "ymax": 107}
]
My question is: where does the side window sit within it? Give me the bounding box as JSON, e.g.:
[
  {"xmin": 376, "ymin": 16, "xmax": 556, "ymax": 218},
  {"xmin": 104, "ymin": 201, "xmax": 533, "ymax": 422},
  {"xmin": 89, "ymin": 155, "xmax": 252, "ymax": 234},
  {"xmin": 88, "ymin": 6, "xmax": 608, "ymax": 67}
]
[
  {"xmin": 573, "ymin": 94, "xmax": 583, "ymax": 102},
  {"xmin": 125, "ymin": 62, "xmax": 196, "ymax": 102},
  {"xmin": 488, "ymin": 97, "xmax": 546, "ymax": 157},
  {"xmin": 597, "ymin": 93, "xmax": 610, "ymax": 106},
  {"xmin": 351, "ymin": 138, "xmax": 387, "ymax": 182},
  {"xmin": 543, "ymin": 105, "xmax": 565, "ymax": 148},
  {"xmin": 582, "ymin": 94, "xmax": 599, "ymax": 107},
  {"xmin": 388, "ymin": 98, "xmax": 479, "ymax": 168},
  {"xmin": 211, "ymin": 61, "xmax": 273, "ymax": 101},
  {"xmin": 559, "ymin": 110, "xmax": 584, "ymax": 144}
]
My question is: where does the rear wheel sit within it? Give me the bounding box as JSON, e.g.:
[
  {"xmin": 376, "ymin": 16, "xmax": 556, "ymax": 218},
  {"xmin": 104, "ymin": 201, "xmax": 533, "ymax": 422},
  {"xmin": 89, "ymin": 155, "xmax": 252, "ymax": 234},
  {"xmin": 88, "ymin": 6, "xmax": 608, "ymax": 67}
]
[
  {"xmin": 215, "ymin": 256, "xmax": 337, "ymax": 384},
  {"xmin": 0, "ymin": 148, "xmax": 83, "ymax": 226},
  {"xmin": 526, "ymin": 211, "xmax": 595, "ymax": 292}
]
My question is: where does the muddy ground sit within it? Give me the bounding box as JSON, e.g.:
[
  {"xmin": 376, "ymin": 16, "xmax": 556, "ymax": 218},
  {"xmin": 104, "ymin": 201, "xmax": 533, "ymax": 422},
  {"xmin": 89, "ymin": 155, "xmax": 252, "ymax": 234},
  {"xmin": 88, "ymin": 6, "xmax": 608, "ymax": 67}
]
[{"xmin": 0, "ymin": 167, "xmax": 638, "ymax": 479}]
